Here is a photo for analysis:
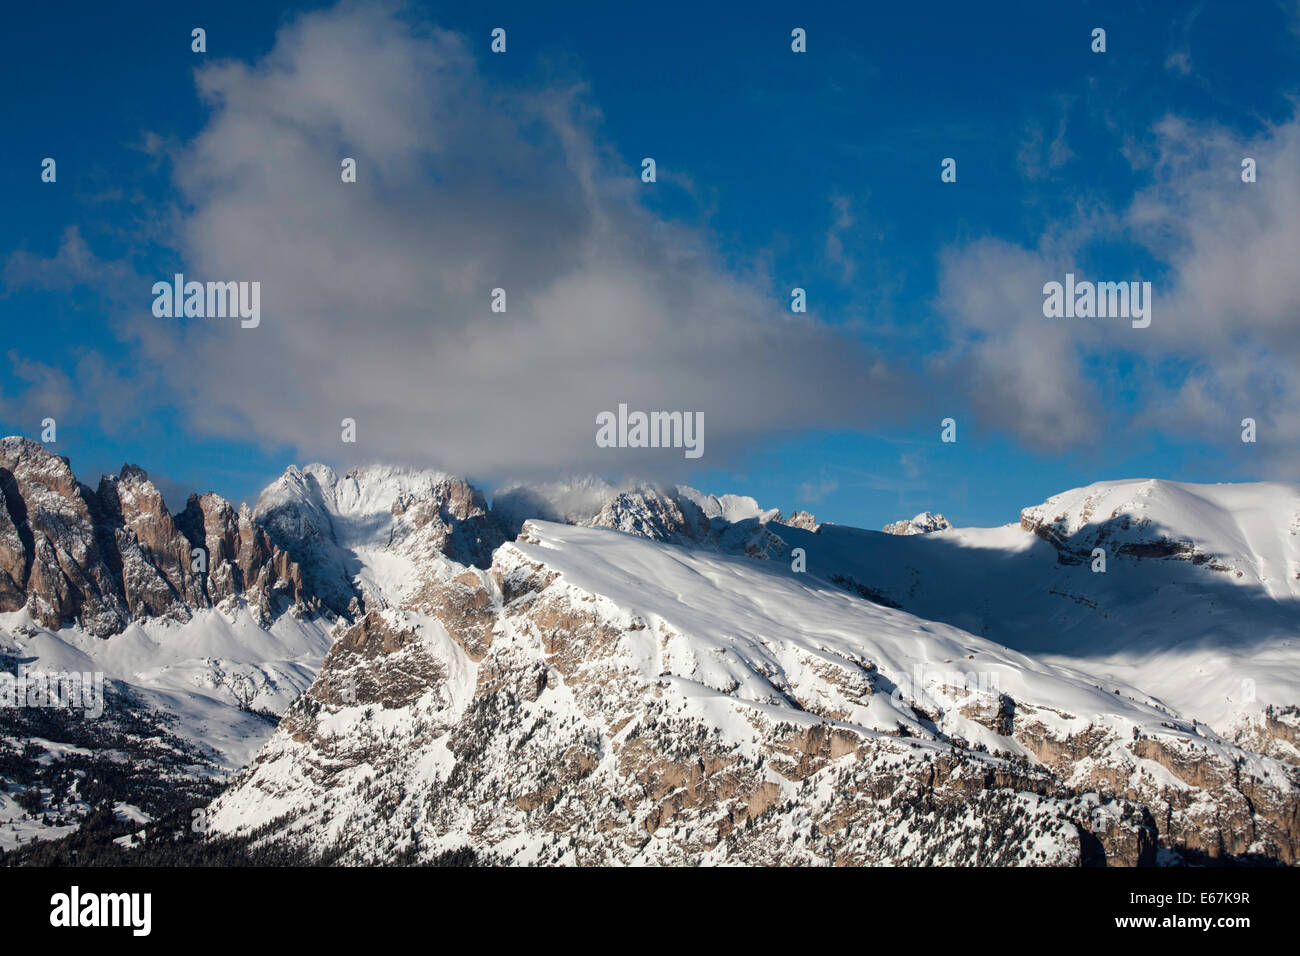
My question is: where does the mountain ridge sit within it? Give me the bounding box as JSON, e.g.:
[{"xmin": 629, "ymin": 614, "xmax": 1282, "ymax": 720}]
[{"xmin": 2, "ymin": 438, "xmax": 1298, "ymax": 864}]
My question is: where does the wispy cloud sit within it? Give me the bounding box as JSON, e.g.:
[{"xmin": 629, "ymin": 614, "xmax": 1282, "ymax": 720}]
[
  {"xmin": 796, "ymin": 475, "xmax": 838, "ymax": 505},
  {"xmin": 1017, "ymin": 96, "xmax": 1075, "ymax": 180},
  {"xmin": 824, "ymin": 195, "xmax": 856, "ymax": 282}
]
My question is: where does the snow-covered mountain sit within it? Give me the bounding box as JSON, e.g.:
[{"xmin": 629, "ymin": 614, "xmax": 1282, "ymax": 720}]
[
  {"xmin": 787, "ymin": 479, "xmax": 1300, "ymax": 735},
  {"xmin": 254, "ymin": 462, "xmax": 503, "ymax": 614},
  {"xmin": 2, "ymin": 441, "xmax": 1297, "ymax": 865}
]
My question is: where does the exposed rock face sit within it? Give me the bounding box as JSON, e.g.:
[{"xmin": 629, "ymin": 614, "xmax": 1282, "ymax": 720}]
[
  {"xmin": 588, "ymin": 489, "xmax": 705, "ymax": 541},
  {"xmin": 254, "ymin": 464, "xmax": 505, "ymax": 618},
  {"xmin": 98, "ymin": 465, "xmax": 207, "ymax": 621},
  {"xmin": 1233, "ymin": 707, "xmax": 1300, "ymax": 769},
  {"xmin": 1013, "ymin": 709, "xmax": 1299, "ymax": 864},
  {"xmin": 0, "ymin": 446, "xmax": 510, "ymax": 638},
  {"xmin": 176, "ymin": 492, "xmax": 316, "ymax": 622},
  {"xmin": 253, "ymin": 467, "xmax": 365, "ymax": 617},
  {"xmin": 0, "ymin": 438, "xmax": 314, "ymax": 635},
  {"xmin": 0, "ymin": 491, "xmax": 28, "ymax": 612},
  {"xmin": 0, "ymin": 438, "xmax": 129, "ymax": 635},
  {"xmin": 1020, "ymin": 507, "xmax": 1201, "ymax": 567},
  {"xmin": 291, "ymin": 611, "xmax": 452, "ymax": 718},
  {"xmin": 389, "ymin": 477, "xmax": 502, "ymax": 569},
  {"xmin": 883, "ymin": 512, "xmax": 951, "ymax": 535}
]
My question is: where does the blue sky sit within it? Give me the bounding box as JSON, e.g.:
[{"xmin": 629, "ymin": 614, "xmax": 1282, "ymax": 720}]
[{"xmin": 2, "ymin": 0, "xmax": 1298, "ymax": 529}]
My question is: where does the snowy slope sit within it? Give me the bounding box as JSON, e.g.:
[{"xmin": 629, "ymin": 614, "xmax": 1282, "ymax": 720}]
[
  {"xmin": 763, "ymin": 479, "xmax": 1300, "ymax": 735},
  {"xmin": 0, "ymin": 606, "xmax": 334, "ymax": 771},
  {"xmin": 511, "ymin": 521, "xmax": 1285, "ymax": 764},
  {"xmin": 207, "ymin": 517, "xmax": 1298, "ymax": 865}
]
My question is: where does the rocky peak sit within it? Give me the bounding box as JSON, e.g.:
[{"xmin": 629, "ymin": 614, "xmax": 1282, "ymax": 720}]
[
  {"xmin": 776, "ymin": 509, "xmax": 819, "ymax": 532},
  {"xmin": 389, "ymin": 476, "xmax": 503, "ymax": 569},
  {"xmin": 491, "ymin": 479, "xmax": 797, "ymax": 560},
  {"xmin": 0, "ymin": 437, "xmax": 127, "ymax": 634},
  {"xmin": 883, "ymin": 511, "xmax": 951, "ymax": 535},
  {"xmin": 0, "ymin": 437, "xmax": 319, "ymax": 635},
  {"xmin": 588, "ymin": 487, "xmax": 701, "ymax": 541},
  {"xmin": 0, "ymin": 435, "xmax": 80, "ymax": 497},
  {"xmin": 95, "ymin": 465, "xmax": 205, "ymax": 621}
]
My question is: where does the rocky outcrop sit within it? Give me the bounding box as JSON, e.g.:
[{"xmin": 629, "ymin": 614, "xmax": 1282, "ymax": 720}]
[
  {"xmin": 1233, "ymin": 707, "xmax": 1300, "ymax": 770},
  {"xmin": 175, "ymin": 491, "xmax": 316, "ymax": 622},
  {"xmin": 883, "ymin": 512, "xmax": 951, "ymax": 535},
  {"xmin": 97, "ymin": 465, "xmax": 207, "ymax": 621},
  {"xmin": 0, "ymin": 437, "xmax": 130, "ymax": 635},
  {"xmin": 587, "ymin": 488, "xmax": 704, "ymax": 542},
  {"xmin": 254, "ymin": 465, "xmax": 505, "ymax": 619},
  {"xmin": 388, "ymin": 477, "xmax": 504, "ymax": 570},
  {"xmin": 1013, "ymin": 708, "xmax": 1299, "ymax": 864},
  {"xmin": 778, "ymin": 509, "xmax": 819, "ymax": 532},
  {"xmin": 0, "ymin": 438, "xmax": 316, "ymax": 635}
]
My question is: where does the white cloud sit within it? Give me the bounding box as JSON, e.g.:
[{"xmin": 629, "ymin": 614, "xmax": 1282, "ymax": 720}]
[
  {"xmin": 125, "ymin": 1, "xmax": 918, "ymax": 481},
  {"xmin": 937, "ymin": 109, "xmax": 1300, "ymax": 470},
  {"xmin": 8, "ymin": 1, "xmax": 1295, "ymax": 482}
]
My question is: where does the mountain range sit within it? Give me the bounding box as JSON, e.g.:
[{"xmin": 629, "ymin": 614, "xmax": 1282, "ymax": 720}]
[{"xmin": 1, "ymin": 435, "xmax": 1297, "ymax": 865}]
